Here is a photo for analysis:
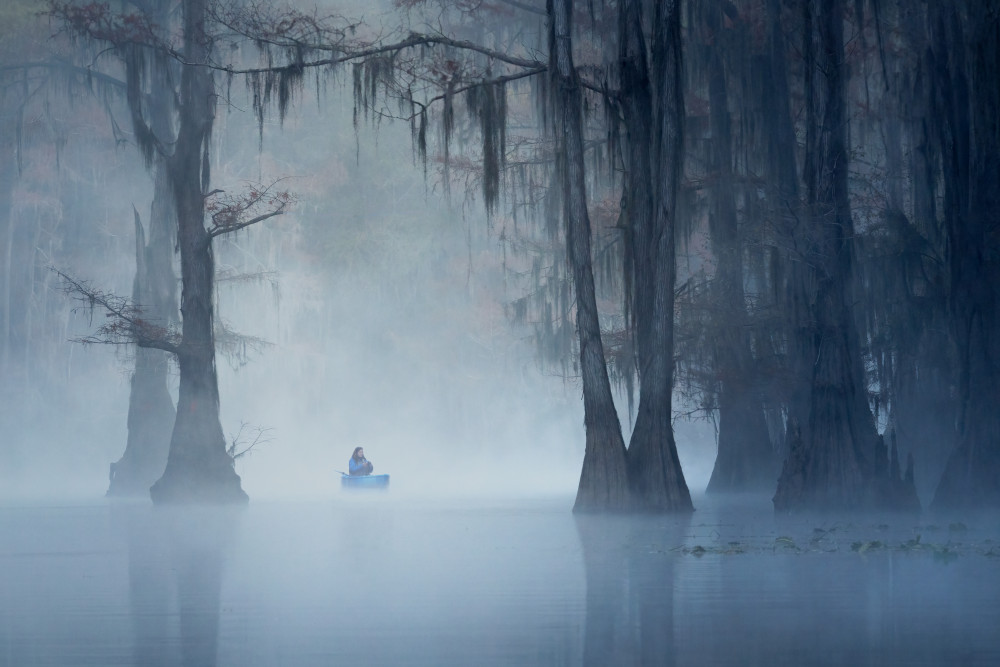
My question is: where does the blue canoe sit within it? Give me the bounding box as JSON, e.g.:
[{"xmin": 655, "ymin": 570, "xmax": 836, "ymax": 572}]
[{"xmin": 340, "ymin": 473, "xmax": 390, "ymax": 490}]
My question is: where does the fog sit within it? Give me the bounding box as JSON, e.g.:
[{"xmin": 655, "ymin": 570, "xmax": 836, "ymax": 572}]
[
  {"xmin": 4, "ymin": 0, "xmax": 1000, "ymax": 664},
  {"xmin": 4, "ymin": 495, "xmax": 999, "ymax": 666},
  {"xmin": 0, "ymin": 58, "xmax": 715, "ymax": 502}
]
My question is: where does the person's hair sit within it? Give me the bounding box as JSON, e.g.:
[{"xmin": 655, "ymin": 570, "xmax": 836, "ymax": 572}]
[{"xmin": 352, "ymin": 446, "xmax": 364, "ymax": 459}]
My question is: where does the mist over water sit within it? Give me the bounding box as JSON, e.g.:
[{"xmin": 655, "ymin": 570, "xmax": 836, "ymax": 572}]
[
  {"xmin": 0, "ymin": 0, "xmax": 730, "ymax": 504},
  {"xmin": 2, "ymin": 493, "xmax": 998, "ymax": 666},
  {"xmin": 0, "ymin": 88, "xmax": 576, "ymax": 502},
  {"xmin": 4, "ymin": 1, "xmax": 1000, "ymax": 664},
  {"xmin": 0, "ymin": 75, "xmax": 715, "ymax": 503}
]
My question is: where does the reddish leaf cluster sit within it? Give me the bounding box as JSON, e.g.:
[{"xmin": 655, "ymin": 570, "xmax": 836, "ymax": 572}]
[
  {"xmin": 211, "ymin": 1, "xmax": 358, "ymax": 49},
  {"xmin": 49, "ymin": 1, "xmax": 158, "ymax": 47},
  {"xmin": 205, "ymin": 181, "xmax": 294, "ymax": 237}
]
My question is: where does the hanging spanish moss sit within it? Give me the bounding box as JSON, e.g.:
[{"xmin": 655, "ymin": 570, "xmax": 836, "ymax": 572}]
[
  {"xmin": 464, "ymin": 79, "xmax": 507, "ymax": 215},
  {"xmin": 248, "ymin": 60, "xmax": 305, "ymax": 143},
  {"xmin": 123, "ymin": 45, "xmax": 156, "ymax": 167},
  {"xmin": 15, "ymin": 0, "xmax": 998, "ymax": 517}
]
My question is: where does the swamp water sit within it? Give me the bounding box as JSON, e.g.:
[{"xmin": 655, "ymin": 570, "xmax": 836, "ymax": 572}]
[{"xmin": 1, "ymin": 492, "xmax": 998, "ymax": 666}]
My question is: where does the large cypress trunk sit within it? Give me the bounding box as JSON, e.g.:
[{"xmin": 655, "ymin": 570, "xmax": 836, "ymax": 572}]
[
  {"xmin": 867, "ymin": 5, "xmax": 954, "ymax": 505},
  {"xmin": 758, "ymin": 0, "xmax": 811, "ymax": 457},
  {"xmin": 549, "ymin": 0, "xmax": 630, "ymax": 513},
  {"xmin": 932, "ymin": 1, "xmax": 1000, "ymax": 509},
  {"xmin": 703, "ymin": 3, "xmax": 776, "ymax": 494},
  {"xmin": 772, "ymin": 0, "xmax": 917, "ymax": 512},
  {"xmin": 150, "ymin": 0, "xmax": 247, "ymax": 504},
  {"xmin": 624, "ymin": 0, "xmax": 692, "ymax": 512}
]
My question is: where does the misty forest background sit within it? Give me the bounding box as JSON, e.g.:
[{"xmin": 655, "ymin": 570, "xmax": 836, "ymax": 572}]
[{"xmin": 0, "ymin": 0, "xmax": 997, "ymax": 513}]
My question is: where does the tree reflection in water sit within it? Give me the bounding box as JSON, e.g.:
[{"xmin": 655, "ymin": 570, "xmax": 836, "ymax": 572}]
[
  {"xmin": 117, "ymin": 504, "xmax": 240, "ymax": 667},
  {"xmin": 576, "ymin": 513, "xmax": 691, "ymax": 666}
]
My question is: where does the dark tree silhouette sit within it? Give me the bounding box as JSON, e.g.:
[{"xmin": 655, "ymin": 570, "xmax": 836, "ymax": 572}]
[
  {"xmin": 772, "ymin": 0, "xmax": 917, "ymax": 512},
  {"xmin": 52, "ymin": 0, "xmax": 289, "ymax": 502},
  {"xmin": 615, "ymin": 0, "xmax": 692, "ymax": 511},
  {"xmin": 693, "ymin": 0, "xmax": 777, "ymax": 494},
  {"xmin": 930, "ymin": 0, "xmax": 1000, "ymax": 509},
  {"xmin": 548, "ymin": 0, "xmax": 630, "ymax": 512},
  {"xmin": 107, "ymin": 0, "xmax": 179, "ymax": 497},
  {"xmin": 108, "ymin": 203, "xmax": 177, "ymax": 497}
]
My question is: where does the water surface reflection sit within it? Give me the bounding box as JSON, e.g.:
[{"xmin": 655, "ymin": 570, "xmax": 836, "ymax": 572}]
[
  {"xmin": 576, "ymin": 513, "xmax": 690, "ymax": 666},
  {"xmin": 1, "ymin": 495, "xmax": 998, "ymax": 666},
  {"xmin": 117, "ymin": 504, "xmax": 239, "ymax": 667}
]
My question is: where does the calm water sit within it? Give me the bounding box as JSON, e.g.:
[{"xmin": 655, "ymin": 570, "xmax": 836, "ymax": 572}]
[{"xmin": 1, "ymin": 492, "xmax": 998, "ymax": 666}]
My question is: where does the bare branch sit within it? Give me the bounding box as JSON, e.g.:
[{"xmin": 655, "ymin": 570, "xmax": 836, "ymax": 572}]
[
  {"xmin": 54, "ymin": 269, "xmax": 181, "ymax": 354},
  {"xmin": 205, "ymin": 180, "xmax": 295, "ymax": 239},
  {"xmin": 209, "ymin": 207, "xmax": 286, "ymax": 238},
  {"xmin": 47, "ymin": 1, "xmax": 163, "ymax": 49},
  {"xmin": 398, "ymin": 66, "xmax": 544, "ymax": 121},
  {"xmin": 227, "ymin": 421, "xmax": 274, "ymax": 462},
  {"xmin": 180, "ymin": 31, "xmax": 545, "ymax": 76}
]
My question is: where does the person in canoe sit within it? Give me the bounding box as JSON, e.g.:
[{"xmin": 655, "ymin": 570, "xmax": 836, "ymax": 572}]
[{"xmin": 349, "ymin": 447, "xmax": 374, "ymax": 476}]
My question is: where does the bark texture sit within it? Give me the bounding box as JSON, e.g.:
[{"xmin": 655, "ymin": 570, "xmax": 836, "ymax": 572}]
[
  {"xmin": 149, "ymin": 0, "xmax": 247, "ymax": 504},
  {"xmin": 772, "ymin": 0, "xmax": 918, "ymax": 512},
  {"xmin": 702, "ymin": 0, "xmax": 776, "ymax": 493},
  {"xmin": 623, "ymin": 0, "xmax": 692, "ymax": 512},
  {"xmin": 108, "ymin": 28, "xmax": 179, "ymax": 496},
  {"xmin": 931, "ymin": 0, "xmax": 1000, "ymax": 509},
  {"xmin": 106, "ymin": 191, "xmax": 176, "ymax": 497},
  {"xmin": 549, "ymin": 0, "xmax": 630, "ymax": 513}
]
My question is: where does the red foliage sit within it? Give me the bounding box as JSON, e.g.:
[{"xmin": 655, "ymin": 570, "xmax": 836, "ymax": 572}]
[
  {"xmin": 48, "ymin": 1, "xmax": 158, "ymax": 46},
  {"xmin": 205, "ymin": 181, "xmax": 294, "ymax": 236}
]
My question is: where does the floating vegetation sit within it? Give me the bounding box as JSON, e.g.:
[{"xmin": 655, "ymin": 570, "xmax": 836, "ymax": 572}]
[
  {"xmin": 672, "ymin": 542, "xmax": 746, "ymax": 557},
  {"xmin": 851, "ymin": 540, "xmax": 884, "ymax": 553},
  {"xmin": 661, "ymin": 523, "xmax": 998, "ymax": 561},
  {"xmin": 774, "ymin": 536, "xmax": 800, "ymax": 552}
]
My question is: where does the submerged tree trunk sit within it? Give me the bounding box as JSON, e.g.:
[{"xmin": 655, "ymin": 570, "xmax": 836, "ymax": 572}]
[
  {"xmin": 623, "ymin": 0, "xmax": 691, "ymax": 512},
  {"xmin": 107, "ymin": 177, "xmax": 176, "ymax": 496},
  {"xmin": 773, "ymin": 0, "xmax": 917, "ymax": 512},
  {"xmin": 932, "ymin": 1, "xmax": 1000, "ymax": 509},
  {"xmin": 549, "ymin": 0, "xmax": 629, "ymax": 513},
  {"xmin": 703, "ymin": 3, "xmax": 776, "ymax": 494},
  {"xmin": 150, "ymin": 0, "xmax": 246, "ymax": 504}
]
